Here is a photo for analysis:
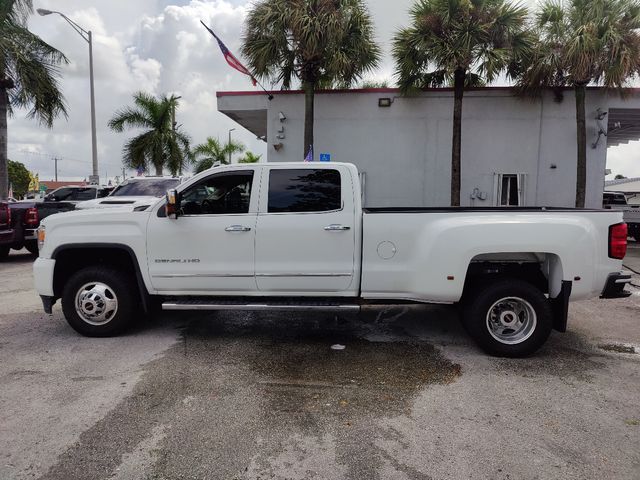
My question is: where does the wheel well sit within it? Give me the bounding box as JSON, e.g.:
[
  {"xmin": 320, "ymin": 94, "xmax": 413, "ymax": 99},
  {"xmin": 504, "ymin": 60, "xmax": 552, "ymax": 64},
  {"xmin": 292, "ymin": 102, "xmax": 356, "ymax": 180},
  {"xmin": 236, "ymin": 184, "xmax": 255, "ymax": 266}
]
[
  {"xmin": 52, "ymin": 247, "xmax": 140, "ymax": 299},
  {"xmin": 462, "ymin": 252, "xmax": 560, "ymax": 300}
]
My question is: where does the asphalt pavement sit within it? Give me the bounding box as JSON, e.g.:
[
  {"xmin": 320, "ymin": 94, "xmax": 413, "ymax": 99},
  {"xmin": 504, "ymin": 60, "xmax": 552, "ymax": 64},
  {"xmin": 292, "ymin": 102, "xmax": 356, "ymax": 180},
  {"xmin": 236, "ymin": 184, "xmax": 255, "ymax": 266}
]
[{"xmin": 0, "ymin": 247, "xmax": 639, "ymax": 480}]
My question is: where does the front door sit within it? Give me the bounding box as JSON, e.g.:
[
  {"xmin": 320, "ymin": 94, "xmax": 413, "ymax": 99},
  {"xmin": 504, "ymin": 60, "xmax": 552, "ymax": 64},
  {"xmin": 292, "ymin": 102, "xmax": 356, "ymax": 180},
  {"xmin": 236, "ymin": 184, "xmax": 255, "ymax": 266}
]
[
  {"xmin": 147, "ymin": 169, "xmax": 257, "ymax": 293},
  {"xmin": 255, "ymin": 166, "xmax": 357, "ymax": 293}
]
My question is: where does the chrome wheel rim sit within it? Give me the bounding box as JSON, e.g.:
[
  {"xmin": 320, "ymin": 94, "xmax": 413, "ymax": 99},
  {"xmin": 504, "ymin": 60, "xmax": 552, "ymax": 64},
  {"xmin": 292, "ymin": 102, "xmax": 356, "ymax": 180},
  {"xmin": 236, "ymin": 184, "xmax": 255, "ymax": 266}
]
[
  {"xmin": 486, "ymin": 296, "xmax": 537, "ymax": 345},
  {"xmin": 74, "ymin": 282, "xmax": 118, "ymax": 325}
]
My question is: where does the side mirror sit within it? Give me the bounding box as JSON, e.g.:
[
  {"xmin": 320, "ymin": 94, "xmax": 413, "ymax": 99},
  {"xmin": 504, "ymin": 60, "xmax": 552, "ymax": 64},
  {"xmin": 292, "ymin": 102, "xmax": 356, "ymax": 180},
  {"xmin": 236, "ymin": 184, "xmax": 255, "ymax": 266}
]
[{"xmin": 165, "ymin": 189, "xmax": 180, "ymax": 219}]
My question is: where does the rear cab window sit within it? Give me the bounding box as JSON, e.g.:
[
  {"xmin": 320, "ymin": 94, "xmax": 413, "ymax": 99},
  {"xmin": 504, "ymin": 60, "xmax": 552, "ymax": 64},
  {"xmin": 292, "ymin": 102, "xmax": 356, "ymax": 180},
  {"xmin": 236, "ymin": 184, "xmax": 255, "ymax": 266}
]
[{"xmin": 267, "ymin": 169, "xmax": 341, "ymax": 213}]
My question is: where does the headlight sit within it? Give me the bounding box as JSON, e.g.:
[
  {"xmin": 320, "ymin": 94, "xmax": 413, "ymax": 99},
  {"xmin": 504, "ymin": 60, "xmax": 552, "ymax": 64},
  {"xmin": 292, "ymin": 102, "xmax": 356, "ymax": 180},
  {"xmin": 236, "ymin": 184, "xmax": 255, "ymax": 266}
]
[{"xmin": 37, "ymin": 225, "xmax": 46, "ymax": 251}]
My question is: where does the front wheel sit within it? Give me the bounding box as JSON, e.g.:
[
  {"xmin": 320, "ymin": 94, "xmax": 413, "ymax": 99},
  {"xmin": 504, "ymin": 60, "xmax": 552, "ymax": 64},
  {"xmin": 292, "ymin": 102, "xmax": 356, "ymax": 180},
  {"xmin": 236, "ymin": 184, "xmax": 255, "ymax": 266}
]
[
  {"xmin": 25, "ymin": 240, "xmax": 38, "ymax": 256},
  {"xmin": 462, "ymin": 279, "xmax": 552, "ymax": 357},
  {"xmin": 61, "ymin": 266, "xmax": 138, "ymax": 337}
]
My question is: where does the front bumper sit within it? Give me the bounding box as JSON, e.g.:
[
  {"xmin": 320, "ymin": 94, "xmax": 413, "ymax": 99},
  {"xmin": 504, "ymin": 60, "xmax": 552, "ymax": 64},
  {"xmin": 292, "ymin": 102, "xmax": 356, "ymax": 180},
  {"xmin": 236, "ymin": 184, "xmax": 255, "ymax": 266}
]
[
  {"xmin": 0, "ymin": 229, "xmax": 14, "ymax": 246},
  {"xmin": 23, "ymin": 228, "xmax": 37, "ymax": 241},
  {"xmin": 33, "ymin": 257, "xmax": 56, "ymax": 298},
  {"xmin": 600, "ymin": 272, "xmax": 632, "ymax": 299}
]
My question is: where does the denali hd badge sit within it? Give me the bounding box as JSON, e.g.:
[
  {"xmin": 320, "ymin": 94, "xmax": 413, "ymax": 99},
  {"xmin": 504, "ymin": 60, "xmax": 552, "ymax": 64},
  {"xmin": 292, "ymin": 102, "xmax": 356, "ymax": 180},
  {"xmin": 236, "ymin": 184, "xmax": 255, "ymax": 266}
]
[{"xmin": 154, "ymin": 259, "xmax": 201, "ymax": 263}]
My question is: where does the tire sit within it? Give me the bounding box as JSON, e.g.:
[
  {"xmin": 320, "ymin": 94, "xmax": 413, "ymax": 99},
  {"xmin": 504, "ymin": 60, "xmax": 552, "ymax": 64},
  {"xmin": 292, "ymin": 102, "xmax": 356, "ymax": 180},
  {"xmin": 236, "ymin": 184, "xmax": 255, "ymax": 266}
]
[
  {"xmin": 0, "ymin": 246, "xmax": 9, "ymax": 261},
  {"xmin": 25, "ymin": 240, "xmax": 38, "ymax": 256},
  {"xmin": 462, "ymin": 279, "xmax": 552, "ymax": 357},
  {"xmin": 61, "ymin": 266, "xmax": 138, "ymax": 337}
]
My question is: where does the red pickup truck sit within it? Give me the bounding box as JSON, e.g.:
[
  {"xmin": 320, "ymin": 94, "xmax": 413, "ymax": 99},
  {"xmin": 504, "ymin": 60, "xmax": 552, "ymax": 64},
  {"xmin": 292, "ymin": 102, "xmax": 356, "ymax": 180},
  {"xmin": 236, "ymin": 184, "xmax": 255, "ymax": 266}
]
[
  {"xmin": 3, "ymin": 200, "xmax": 75, "ymax": 258},
  {"xmin": 0, "ymin": 201, "xmax": 14, "ymax": 260}
]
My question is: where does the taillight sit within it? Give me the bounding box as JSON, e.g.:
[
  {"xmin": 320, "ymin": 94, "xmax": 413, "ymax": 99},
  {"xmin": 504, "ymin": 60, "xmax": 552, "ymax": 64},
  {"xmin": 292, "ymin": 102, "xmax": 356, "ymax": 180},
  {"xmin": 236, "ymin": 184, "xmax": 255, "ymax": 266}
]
[
  {"xmin": 609, "ymin": 223, "xmax": 627, "ymax": 260},
  {"xmin": 25, "ymin": 207, "xmax": 39, "ymax": 226}
]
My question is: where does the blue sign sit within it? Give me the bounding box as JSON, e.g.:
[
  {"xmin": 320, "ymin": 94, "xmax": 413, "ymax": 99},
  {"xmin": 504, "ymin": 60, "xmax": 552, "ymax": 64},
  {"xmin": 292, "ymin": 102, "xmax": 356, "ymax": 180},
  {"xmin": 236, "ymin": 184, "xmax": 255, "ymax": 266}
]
[{"xmin": 319, "ymin": 153, "xmax": 331, "ymax": 162}]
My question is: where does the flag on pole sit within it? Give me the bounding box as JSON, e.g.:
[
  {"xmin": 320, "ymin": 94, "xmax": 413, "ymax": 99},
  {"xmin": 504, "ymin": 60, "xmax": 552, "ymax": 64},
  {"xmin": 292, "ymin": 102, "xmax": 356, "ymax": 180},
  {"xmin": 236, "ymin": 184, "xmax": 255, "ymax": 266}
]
[
  {"xmin": 304, "ymin": 145, "xmax": 314, "ymax": 162},
  {"xmin": 200, "ymin": 21, "xmax": 256, "ymax": 86}
]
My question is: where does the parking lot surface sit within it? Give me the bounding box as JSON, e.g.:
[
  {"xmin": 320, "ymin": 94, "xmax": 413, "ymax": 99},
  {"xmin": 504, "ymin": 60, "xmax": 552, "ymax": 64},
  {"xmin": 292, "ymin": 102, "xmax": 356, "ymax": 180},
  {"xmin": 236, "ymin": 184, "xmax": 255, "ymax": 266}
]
[{"xmin": 1, "ymin": 246, "xmax": 639, "ymax": 480}]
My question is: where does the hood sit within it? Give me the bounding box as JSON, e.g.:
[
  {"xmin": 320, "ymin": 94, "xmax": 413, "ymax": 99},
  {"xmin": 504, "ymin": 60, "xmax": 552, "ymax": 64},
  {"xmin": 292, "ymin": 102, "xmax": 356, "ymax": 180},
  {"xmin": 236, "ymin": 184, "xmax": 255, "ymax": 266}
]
[
  {"xmin": 75, "ymin": 196, "xmax": 160, "ymax": 210},
  {"xmin": 42, "ymin": 204, "xmax": 141, "ymax": 224}
]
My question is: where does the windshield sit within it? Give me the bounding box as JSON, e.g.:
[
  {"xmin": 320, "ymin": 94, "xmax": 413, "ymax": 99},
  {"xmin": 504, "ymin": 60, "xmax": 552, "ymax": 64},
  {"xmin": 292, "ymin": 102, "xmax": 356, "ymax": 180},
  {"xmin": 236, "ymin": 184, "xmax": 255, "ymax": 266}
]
[{"xmin": 110, "ymin": 179, "xmax": 179, "ymax": 197}]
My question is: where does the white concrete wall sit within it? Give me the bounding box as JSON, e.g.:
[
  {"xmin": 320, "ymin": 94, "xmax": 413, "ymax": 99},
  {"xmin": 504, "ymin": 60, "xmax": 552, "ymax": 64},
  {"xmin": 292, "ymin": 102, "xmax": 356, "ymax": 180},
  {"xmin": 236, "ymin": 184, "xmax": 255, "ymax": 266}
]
[{"xmin": 220, "ymin": 88, "xmax": 640, "ymax": 208}]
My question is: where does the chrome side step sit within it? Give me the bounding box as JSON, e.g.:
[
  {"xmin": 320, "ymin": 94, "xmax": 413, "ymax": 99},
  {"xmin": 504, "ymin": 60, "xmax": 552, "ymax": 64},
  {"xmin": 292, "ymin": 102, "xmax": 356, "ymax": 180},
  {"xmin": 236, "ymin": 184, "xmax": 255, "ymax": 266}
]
[{"xmin": 162, "ymin": 299, "xmax": 361, "ymax": 312}]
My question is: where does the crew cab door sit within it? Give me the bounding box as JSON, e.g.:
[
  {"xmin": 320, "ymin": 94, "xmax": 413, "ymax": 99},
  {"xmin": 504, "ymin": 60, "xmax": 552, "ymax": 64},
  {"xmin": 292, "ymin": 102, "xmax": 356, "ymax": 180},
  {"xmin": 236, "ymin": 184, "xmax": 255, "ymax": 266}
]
[
  {"xmin": 146, "ymin": 169, "xmax": 257, "ymax": 293},
  {"xmin": 255, "ymin": 165, "xmax": 357, "ymax": 293}
]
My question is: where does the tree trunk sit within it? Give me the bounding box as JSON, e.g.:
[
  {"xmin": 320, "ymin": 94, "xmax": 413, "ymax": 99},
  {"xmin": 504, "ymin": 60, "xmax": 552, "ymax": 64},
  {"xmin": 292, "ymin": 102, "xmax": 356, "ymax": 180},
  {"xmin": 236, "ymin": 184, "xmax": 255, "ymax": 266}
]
[
  {"xmin": 451, "ymin": 68, "xmax": 465, "ymax": 206},
  {"xmin": 303, "ymin": 81, "xmax": 315, "ymax": 160},
  {"xmin": 155, "ymin": 163, "xmax": 163, "ymax": 176},
  {"xmin": 574, "ymin": 83, "xmax": 587, "ymax": 208},
  {"xmin": 0, "ymin": 86, "xmax": 8, "ymax": 200}
]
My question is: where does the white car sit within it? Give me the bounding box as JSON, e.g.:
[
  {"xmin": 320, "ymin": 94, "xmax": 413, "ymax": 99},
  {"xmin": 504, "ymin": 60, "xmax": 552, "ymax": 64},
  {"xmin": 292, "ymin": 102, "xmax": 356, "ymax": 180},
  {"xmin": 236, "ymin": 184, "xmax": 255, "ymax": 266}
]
[
  {"xmin": 34, "ymin": 162, "xmax": 631, "ymax": 357},
  {"xmin": 75, "ymin": 177, "xmax": 182, "ymax": 210}
]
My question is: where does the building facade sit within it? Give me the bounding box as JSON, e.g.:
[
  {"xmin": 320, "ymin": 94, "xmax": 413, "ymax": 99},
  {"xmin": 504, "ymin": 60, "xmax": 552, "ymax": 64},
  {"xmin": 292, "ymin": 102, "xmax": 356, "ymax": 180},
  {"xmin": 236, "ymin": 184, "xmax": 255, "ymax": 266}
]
[{"xmin": 218, "ymin": 87, "xmax": 640, "ymax": 208}]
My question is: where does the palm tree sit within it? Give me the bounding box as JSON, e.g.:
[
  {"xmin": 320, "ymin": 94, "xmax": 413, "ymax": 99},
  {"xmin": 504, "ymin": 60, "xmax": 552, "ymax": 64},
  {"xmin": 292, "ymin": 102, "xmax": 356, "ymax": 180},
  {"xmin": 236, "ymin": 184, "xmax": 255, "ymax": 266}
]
[
  {"xmin": 393, "ymin": 0, "xmax": 532, "ymax": 206},
  {"xmin": 239, "ymin": 152, "xmax": 261, "ymax": 163},
  {"xmin": 0, "ymin": 0, "xmax": 67, "ymax": 200},
  {"xmin": 108, "ymin": 92, "xmax": 190, "ymax": 176},
  {"xmin": 517, "ymin": 0, "xmax": 640, "ymax": 207},
  {"xmin": 192, "ymin": 137, "xmax": 245, "ymax": 173},
  {"xmin": 242, "ymin": 0, "xmax": 380, "ymax": 159}
]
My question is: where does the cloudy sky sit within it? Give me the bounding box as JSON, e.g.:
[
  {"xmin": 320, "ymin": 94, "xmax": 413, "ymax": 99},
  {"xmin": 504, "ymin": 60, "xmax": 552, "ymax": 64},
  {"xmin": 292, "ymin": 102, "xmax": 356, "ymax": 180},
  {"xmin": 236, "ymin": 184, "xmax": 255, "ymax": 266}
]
[{"xmin": 8, "ymin": 0, "xmax": 639, "ymax": 182}]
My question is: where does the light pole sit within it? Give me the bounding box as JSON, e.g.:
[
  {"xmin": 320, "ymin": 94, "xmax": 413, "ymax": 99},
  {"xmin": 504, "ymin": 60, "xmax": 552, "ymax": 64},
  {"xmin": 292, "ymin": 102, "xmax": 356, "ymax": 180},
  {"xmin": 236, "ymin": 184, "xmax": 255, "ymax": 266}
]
[
  {"xmin": 37, "ymin": 8, "xmax": 99, "ymax": 185},
  {"xmin": 171, "ymin": 95, "xmax": 182, "ymax": 174},
  {"xmin": 228, "ymin": 128, "xmax": 236, "ymax": 164}
]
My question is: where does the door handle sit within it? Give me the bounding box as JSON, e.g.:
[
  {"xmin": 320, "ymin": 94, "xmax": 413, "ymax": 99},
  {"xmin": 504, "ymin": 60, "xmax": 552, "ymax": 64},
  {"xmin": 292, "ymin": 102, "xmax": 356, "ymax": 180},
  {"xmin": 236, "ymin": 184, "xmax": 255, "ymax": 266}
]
[
  {"xmin": 225, "ymin": 225, "xmax": 251, "ymax": 232},
  {"xmin": 324, "ymin": 224, "xmax": 351, "ymax": 231}
]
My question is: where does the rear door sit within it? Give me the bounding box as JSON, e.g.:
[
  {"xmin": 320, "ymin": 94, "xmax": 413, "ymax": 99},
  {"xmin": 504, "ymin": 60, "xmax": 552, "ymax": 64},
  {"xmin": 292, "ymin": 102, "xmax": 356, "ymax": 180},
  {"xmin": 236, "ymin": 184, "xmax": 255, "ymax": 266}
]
[{"xmin": 255, "ymin": 165, "xmax": 357, "ymax": 293}]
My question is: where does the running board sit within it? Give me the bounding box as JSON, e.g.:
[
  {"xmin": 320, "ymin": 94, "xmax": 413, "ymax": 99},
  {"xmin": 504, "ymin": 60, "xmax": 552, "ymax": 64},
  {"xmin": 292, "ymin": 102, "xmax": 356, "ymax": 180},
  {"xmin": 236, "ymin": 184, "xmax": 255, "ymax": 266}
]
[{"xmin": 161, "ymin": 298, "xmax": 361, "ymax": 312}]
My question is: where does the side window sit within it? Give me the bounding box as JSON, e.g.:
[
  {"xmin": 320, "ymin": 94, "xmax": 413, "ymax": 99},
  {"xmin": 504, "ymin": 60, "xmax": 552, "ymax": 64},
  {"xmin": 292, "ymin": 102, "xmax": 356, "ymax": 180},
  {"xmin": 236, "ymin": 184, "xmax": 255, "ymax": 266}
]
[
  {"xmin": 268, "ymin": 169, "xmax": 341, "ymax": 213},
  {"xmin": 69, "ymin": 188, "xmax": 98, "ymax": 201},
  {"xmin": 50, "ymin": 188, "xmax": 71, "ymax": 201},
  {"xmin": 180, "ymin": 172, "xmax": 253, "ymax": 215}
]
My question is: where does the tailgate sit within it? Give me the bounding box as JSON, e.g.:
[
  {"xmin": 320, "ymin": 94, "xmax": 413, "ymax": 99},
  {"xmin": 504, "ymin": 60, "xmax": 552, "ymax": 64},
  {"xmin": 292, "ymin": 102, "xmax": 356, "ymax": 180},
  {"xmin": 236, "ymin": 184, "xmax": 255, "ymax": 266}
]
[{"xmin": 38, "ymin": 201, "xmax": 76, "ymax": 220}]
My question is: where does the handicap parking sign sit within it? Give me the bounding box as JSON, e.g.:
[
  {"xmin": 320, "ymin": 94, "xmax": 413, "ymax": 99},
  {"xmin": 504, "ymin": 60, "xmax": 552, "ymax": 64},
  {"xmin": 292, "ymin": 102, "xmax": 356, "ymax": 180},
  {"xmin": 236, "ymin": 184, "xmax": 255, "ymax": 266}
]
[{"xmin": 319, "ymin": 153, "xmax": 331, "ymax": 162}]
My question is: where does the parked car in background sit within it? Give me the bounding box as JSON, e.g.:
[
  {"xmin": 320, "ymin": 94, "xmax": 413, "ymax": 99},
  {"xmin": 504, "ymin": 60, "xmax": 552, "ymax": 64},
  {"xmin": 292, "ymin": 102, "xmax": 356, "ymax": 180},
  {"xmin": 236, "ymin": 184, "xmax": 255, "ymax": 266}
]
[
  {"xmin": 34, "ymin": 162, "xmax": 631, "ymax": 357},
  {"xmin": 0, "ymin": 201, "xmax": 14, "ymax": 260},
  {"xmin": 603, "ymin": 191, "xmax": 640, "ymax": 242},
  {"xmin": 75, "ymin": 176, "xmax": 183, "ymax": 211}
]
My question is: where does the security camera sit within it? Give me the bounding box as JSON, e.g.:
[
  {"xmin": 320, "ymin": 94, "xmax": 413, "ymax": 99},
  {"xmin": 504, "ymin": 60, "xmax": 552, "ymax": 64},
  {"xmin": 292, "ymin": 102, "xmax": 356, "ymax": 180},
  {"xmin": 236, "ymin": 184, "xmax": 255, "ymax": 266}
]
[{"xmin": 278, "ymin": 111, "xmax": 286, "ymax": 122}]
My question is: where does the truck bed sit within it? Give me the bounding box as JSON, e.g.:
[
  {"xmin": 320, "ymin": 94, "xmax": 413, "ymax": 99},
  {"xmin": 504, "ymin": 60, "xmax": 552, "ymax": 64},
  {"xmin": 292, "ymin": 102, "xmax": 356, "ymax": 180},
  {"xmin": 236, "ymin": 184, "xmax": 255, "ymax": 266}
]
[{"xmin": 363, "ymin": 206, "xmax": 609, "ymax": 213}]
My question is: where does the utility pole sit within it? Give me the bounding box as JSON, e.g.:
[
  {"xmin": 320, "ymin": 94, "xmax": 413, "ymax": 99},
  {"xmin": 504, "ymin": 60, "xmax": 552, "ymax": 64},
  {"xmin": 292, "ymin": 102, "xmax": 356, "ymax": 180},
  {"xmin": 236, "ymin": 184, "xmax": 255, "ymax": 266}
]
[
  {"xmin": 122, "ymin": 167, "xmax": 126, "ymax": 181},
  {"xmin": 54, "ymin": 157, "xmax": 58, "ymax": 182}
]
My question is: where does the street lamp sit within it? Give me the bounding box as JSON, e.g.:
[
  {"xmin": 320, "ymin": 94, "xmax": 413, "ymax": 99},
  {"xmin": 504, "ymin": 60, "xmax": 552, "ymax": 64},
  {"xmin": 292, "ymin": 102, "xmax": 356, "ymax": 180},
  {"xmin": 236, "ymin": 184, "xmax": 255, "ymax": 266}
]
[
  {"xmin": 37, "ymin": 8, "xmax": 99, "ymax": 184},
  {"xmin": 228, "ymin": 128, "xmax": 236, "ymax": 164}
]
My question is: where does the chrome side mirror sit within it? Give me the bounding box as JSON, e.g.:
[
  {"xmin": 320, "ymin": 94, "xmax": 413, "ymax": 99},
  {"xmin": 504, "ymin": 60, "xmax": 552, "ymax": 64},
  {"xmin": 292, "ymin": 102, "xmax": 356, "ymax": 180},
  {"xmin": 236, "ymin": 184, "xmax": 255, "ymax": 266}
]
[{"xmin": 165, "ymin": 189, "xmax": 180, "ymax": 219}]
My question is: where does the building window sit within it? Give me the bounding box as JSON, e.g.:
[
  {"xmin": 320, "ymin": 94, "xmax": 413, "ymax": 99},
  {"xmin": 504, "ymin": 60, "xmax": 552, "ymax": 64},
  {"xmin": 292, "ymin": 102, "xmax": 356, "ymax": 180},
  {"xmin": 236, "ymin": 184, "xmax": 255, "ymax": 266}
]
[
  {"xmin": 268, "ymin": 169, "xmax": 341, "ymax": 213},
  {"xmin": 495, "ymin": 173, "xmax": 525, "ymax": 206}
]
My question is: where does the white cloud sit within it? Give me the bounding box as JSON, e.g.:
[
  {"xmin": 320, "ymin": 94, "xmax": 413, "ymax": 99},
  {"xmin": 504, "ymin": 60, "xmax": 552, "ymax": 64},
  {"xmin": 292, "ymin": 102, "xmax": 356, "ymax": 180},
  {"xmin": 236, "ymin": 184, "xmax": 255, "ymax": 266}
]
[{"xmin": 9, "ymin": 0, "xmax": 260, "ymax": 181}]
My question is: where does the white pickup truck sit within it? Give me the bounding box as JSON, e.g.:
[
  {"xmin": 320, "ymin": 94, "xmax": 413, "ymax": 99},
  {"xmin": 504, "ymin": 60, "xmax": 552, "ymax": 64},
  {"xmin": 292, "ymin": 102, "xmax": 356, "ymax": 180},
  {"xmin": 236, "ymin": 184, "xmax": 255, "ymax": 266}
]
[{"xmin": 33, "ymin": 162, "xmax": 632, "ymax": 357}]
